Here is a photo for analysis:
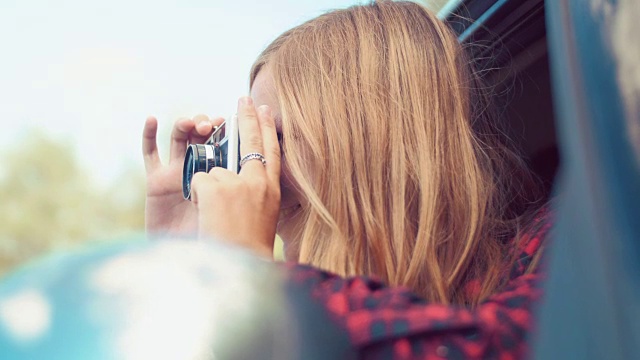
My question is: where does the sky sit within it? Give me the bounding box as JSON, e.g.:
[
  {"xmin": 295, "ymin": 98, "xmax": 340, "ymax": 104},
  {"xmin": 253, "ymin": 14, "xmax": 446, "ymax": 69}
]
[{"xmin": 0, "ymin": 0, "xmax": 369, "ymax": 187}]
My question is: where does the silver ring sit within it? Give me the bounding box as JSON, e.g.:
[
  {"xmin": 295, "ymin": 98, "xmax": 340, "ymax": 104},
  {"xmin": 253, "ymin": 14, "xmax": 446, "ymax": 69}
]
[{"xmin": 240, "ymin": 152, "xmax": 267, "ymax": 168}]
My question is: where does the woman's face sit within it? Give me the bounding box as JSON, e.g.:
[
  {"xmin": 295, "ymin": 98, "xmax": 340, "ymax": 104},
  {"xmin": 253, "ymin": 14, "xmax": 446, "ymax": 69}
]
[{"xmin": 250, "ymin": 68, "xmax": 304, "ymax": 260}]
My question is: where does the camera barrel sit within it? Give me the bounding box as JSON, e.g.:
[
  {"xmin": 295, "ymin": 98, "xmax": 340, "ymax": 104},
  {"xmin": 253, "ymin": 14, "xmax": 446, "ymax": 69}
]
[{"xmin": 182, "ymin": 144, "xmax": 216, "ymax": 200}]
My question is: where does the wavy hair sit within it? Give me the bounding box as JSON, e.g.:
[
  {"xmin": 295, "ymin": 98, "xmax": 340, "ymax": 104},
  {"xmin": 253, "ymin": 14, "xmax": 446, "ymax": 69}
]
[{"xmin": 250, "ymin": 0, "xmax": 541, "ymax": 306}]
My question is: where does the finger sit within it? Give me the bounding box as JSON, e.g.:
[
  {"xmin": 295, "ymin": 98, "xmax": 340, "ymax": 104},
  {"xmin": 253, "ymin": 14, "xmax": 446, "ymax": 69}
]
[
  {"xmin": 190, "ymin": 114, "xmax": 226, "ymax": 144},
  {"xmin": 190, "ymin": 172, "xmax": 216, "ymax": 206},
  {"xmin": 191, "ymin": 114, "xmax": 214, "ymax": 144},
  {"xmin": 237, "ymin": 96, "xmax": 266, "ymax": 174},
  {"xmin": 256, "ymin": 105, "xmax": 281, "ymax": 186},
  {"xmin": 211, "ymin": 116, "xmax": 225, "ymax": 128},
  {"xmin": 191, "ymin": 168, "xmax": 235, "ymax": 202},
  {"xmin": 142, "ymin": 116, "xmax": 162, "ymax": 173},
  {"xmin": 169, "ymin": 117, "xmax": 195, "ymax": 165},
  {"xmin": 189, "ymin": 169, "xmax": 238, "ymax": 209},
  {"xmin": 209, "ymin": 166, "xmax": 237, "ymax": 181}
]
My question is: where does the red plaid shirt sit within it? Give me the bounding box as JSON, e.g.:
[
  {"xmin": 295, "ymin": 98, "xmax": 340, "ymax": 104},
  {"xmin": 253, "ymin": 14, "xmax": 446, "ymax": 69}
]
[{"xmin": 283, "ymin": 211, "xmax": 551, "ymax": 359}]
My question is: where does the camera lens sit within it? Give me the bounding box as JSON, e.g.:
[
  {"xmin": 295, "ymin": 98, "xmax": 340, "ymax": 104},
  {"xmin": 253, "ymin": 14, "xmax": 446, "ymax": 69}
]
[{"xmin": 182, "ymin": 144, "xmax": 215, "ymax": 200}]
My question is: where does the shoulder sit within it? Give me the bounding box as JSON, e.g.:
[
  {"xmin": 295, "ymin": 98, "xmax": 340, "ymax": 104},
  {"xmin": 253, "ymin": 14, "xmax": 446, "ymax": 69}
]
[
  {"xmin": 277, "ymin": 205, "xmax": 555, "ymax": 358},
  {"xmin": 280, "ymin": 261, "xmax": 545, "ymax": 358},
  {"xmin": 508, "ymin": 204, "xmax": 555, "ymax": 280}
]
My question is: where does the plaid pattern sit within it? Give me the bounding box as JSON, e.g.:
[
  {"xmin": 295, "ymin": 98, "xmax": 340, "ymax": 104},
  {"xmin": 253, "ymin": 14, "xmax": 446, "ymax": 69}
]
[{"xmin": 284, "ymin": 210, "xmax": 552, "ymax": 359}]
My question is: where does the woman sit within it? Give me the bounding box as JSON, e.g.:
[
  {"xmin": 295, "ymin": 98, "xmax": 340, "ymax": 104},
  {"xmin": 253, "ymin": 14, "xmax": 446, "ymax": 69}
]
[{"xmin": 143, "ymin": 1, "xmax": 550, "ymax": 357}]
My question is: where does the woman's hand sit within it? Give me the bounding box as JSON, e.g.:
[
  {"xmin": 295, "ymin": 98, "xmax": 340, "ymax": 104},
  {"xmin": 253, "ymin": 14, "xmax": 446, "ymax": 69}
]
[
  {"xmin": 142, "ymin": 114, "xmax": 224, "ymax": 236},
  {"xmin": 190, "ymin": 97, "xmax": 281, "ymax": 259}
]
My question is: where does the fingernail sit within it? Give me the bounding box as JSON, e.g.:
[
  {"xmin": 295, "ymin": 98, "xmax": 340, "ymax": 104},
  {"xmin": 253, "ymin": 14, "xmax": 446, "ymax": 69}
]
[
  {"xmin": 239, "ymin": 96, "xmax": 253, "ymax": 107},
  {"xmin": 258, "ymin": 105, "xmax": 271, "ymax": 116}
]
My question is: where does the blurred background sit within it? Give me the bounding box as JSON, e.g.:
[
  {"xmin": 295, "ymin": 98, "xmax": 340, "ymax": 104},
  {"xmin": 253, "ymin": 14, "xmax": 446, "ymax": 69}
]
[{"xmin": 0, "ymin": 0, "xmax": 450, "ymax": 276}]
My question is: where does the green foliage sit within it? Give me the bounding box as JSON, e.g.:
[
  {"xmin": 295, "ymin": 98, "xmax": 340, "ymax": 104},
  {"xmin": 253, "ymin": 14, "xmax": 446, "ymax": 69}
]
[{"xmin": 0, "ymin": 132, "xmax": 146, "ymax": 276}]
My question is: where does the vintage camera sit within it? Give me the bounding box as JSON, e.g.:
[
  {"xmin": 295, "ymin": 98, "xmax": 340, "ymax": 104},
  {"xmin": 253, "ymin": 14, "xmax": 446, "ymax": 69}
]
[{"xmin": 182, "ymin": 115, "xmax": 240, "ymax": 200}]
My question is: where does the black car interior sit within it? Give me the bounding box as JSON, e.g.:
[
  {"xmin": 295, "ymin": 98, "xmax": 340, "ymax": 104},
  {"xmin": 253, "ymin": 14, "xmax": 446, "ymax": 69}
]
[
  {"xmin": 445, "ymin": 1, "xmax": 640, "ymax": 358},
  {"xmin": 443, "ymin": 0, "xmax": 558, "ymax": 194}
]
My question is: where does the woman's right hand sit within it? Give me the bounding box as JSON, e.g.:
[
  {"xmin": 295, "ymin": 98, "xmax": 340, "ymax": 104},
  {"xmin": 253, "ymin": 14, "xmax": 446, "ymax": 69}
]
[{"xmin": 142, "ymin": 114, "xmax": 225, "ymax": 236}]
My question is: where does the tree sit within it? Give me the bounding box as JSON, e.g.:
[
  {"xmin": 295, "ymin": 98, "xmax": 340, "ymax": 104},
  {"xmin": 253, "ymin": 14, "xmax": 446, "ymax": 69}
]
[{"xmin": 0, "ymin": 131, "xmax": 145, "ymax": 276}]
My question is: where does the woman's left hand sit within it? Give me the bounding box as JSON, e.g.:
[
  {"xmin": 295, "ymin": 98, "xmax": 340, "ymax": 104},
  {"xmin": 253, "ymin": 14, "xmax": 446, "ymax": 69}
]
[{"xmin": 190, "ymin": 97, "xmax": 281, "ymax": 259}]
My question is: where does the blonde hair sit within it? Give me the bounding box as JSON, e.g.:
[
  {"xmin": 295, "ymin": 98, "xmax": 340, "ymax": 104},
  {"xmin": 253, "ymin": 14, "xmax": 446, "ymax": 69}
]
[{"xmin": 251, "ymin": 1, "xmax": 541, "ymax": 306}]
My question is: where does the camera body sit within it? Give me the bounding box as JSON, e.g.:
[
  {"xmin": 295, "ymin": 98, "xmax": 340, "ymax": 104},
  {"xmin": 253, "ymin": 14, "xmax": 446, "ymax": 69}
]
[{"xmin": 182, "ymin": 115, "xmax": 240, "ymax": 200}]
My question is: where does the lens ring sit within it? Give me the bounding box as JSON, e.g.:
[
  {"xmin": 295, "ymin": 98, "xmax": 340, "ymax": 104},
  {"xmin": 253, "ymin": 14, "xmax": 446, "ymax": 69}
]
[
  {"xmin": 182, "ymin": 146, "xmax": 196, "ymax": 199},
  {"xmin": 182, "ymin": 144, "xmax": 218, "ymax": 200}
]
